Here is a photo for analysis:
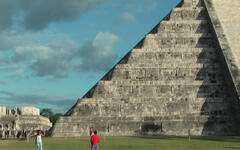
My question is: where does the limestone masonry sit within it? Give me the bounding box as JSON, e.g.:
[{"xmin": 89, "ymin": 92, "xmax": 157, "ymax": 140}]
[
  {"xmin": 0, "ymin": 106, "xmax": 52, "ymax": 138},
  {"xmin": 52, "ymin": 0, "xmax": 240, "ymax": 137}
]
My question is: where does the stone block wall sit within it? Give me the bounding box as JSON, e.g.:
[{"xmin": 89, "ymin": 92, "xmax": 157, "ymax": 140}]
[
  {"xmin": 21, "ymin": 106, "xmax": 40, "ymax": 116},
  {"xmin": 0, "ymin": 106, "xmax": 6, "ymax": 116},
  {"xmin": 51, "ymin": 0, "xmax": 240, "ymax": 137}
]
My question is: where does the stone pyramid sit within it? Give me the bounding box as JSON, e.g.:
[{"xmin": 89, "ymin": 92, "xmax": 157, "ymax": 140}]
[{"xmin": 51, "ymin": 0, "xmax": 240, "ymax": 137}]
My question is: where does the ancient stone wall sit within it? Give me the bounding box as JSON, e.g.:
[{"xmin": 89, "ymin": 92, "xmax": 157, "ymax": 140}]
[
  {"xmin": 0, "ymin": 106, "xmax": 52, "ymax": 139},
  {"xmin": 21, "ymin": 106, "xmax": 40, "ymax": 116},
  {"xmin": 0, "ymin": 106, "xmax": 6, "ymax": 116}
]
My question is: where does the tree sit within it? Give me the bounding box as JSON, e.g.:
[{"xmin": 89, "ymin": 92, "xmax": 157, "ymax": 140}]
[
  {"xmin": 50, "ymin": 113, "xmax": 63, "ymax": 125},
  {"xmin": 40, "ymin": 108, "xmax": 62, "ymax": 125},
  {"xmin": 40, "ymin": 108, "xmax": 53, "ymax": 118}
]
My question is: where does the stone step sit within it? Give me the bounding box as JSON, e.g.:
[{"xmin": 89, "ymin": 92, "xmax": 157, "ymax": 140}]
[
  {"xmin": 115, "ymin": 63, "xmax": 219, "ymax": 69},
  {"xmin": 75, "ymin": 97, "xmax": 228, "ymax": 114},
  {"xmin": 119, "ymin": 48, "xmax": 217, "ymax": 64},
  {"xmin": 77, "ymin": 97, "xmax": 226, "ymax": 104},
  {"xmin": 77, "ymin": 106, "xmax": 228, "ymax": 118},
  {"xmin": 170, "ymin": 7, "xmax": 207, "ymax": 20},
  {"xmin": 130, "ymin": 47, "xmax": 217, "ymax": 53},
  {"xmin": 70, "ymin": 100, "xmax": 231, "ymax": 118},
  {"xmin": 149, "ymin": 32, "xmax": 211, "ymax": 38},
  {"xmin": 157, "ymin": 20, "xmax": 210, "ymax": 33},
  {"xmin": 143, "ymin": 34, "xmax": 213, "ymax": 49},
  {"xmin": 97, "ymin": 80, "xmax": 223, "ymax": 86},
  {"xmin": 77, "ymin": 97, "xmax": 230, "ymax": 115},
  {"xmin": 87, "ymin": 81, "xmax": 226, "ymax": 98},
  {"xmin": 61, "ymin": 110, "xmax": 232, "ymax": 123},
  {"xmin": 146, "ymin": 33, "xmax": 211, "ymax": 38},
  {"xmin": 182, "ymin": 0, "xmax": 204, "ymax": 8},
  {"xmin": 72, "ymin": 102, "xmax": 230, "ymax": 116},
  {"xmin": 118, "ymin": 50, "xmax": 217, "ymax": 64},
  {"xmin": 104, "ymin": 65, "xmax": 223, "ymax": 82},
  {"xmin": 53, "ymin": 115, "xmax": 236, "ymax": 137},
  {"xmin": 56, "ymin": 115, "xmax": 207, "ymax": 123},
  {"xmin": 59, "ymin": 115, "xmax": 234, "ymax": 124}
]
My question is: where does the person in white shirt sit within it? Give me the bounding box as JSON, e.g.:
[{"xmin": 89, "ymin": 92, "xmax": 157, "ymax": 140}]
[
  {"xmin": 90, "ymin": 127, "xmax": 94, "ymax": 136},
  {"xmin": 36, "ymin": 130, "xmax": 45, "ymax": 150},
  {"xmin": 89, "ymin": 127, "xmax": 94, "ymax": 149}
]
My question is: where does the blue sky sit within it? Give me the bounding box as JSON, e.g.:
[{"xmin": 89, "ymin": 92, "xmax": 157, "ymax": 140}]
[{"xmin": 0, "ymin": 0, "xmax": 180, "ymax": 113}]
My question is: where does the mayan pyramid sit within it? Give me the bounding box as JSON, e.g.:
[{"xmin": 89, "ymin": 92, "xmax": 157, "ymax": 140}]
[{"xmin": 51, "ymin": 0, "xmax": 240, "ymax": 137}]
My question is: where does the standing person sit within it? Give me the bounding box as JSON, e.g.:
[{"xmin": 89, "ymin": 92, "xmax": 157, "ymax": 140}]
[
  {"xmin": 91, "ymin": 131, "xmax": 100, "ymax": 150},
  {"xmin": 89, "ymin": 127, "xmax": 94, "ymax": 136},
  {"xmin": 89, "ymin": 127, "xmax": 94, "ymax": 149},
  {"xmin": 36, "ymin": 130, "xmax": 45, "ymax": 150}
]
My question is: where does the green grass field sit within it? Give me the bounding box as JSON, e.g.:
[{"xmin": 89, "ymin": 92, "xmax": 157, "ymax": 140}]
[{"xmin": 1, "ymin": 136, "xmax": 240, "ymax": 150}]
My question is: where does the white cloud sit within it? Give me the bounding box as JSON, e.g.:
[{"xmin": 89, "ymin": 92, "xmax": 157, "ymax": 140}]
[
  {"xmin": 0, "ymin": 30, "xmax": 119, "ymax": 79},
  {"xmin": 93, "ymin": 32, "xmax": 119, "ymax": 54},
  {"xmin": 0, "ymin": 29, "xmax": 71, "ymax": 52},
  {"xmin": 13, "ymin": 40, "xmax": 77, "ymax": 78},
  {"xmin": 0, "ymin": 30, "xmax": 77, "ymax": 78},
  {"xmin": 0, "ymin": 0, "xmax": 106, "ymax": 32},
  {"xmin": 0, "ymin": 51, "xmax": 11, "ymax": 64},
  {"xmin": 76, "ymin": 32, "xmax": 119, "ymax": 72},
  {"xmin": 0, "ymin": 30, "xmax": 25, "ymax": 51},
  {"xmin": 6, "ymin": 69, "xmax": 25, "ymax": 78},
  {"xmin": 0, "ymin": 64, "xmax": 22, "ymax": 71},
  {"xmin": 0, "ymin": 79, "xmax": 9, "ymax": 85},
  {"xmin": 119, "ymin": 12, "xmax": 136, "ymax": 24},
  {"xmin": 31, "ymin": 87, "xmax": 49, "ymax": 92},
  {"xmin": 13, "ymin": 45, "xmax": 53, "ymax": 62}
]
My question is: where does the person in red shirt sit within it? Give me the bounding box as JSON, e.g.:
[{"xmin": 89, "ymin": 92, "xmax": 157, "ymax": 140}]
[{"xmin": 91, "ymin": 131, "xmax": 100, "ymax": 150}]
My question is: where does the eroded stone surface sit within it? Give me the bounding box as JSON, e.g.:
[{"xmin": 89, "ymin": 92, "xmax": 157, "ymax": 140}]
[{"xmin": 51, "ymin": 0, "xmax": 240, "ymax": 137}]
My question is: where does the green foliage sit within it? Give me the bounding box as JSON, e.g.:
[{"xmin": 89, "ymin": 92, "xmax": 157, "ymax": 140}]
[
  {"xmin": 49, "ymin": 113, "xmax": 62, "ymax": 125},
  {"xmin": 40, "ymin": 108, "xmax": 53, "ymax": 118},
  {"xmin": 40, "ymin": 108, "xmax": 62, "ymax": 124}
]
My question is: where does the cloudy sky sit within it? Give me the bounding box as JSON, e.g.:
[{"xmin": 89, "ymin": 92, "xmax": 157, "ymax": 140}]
[{"xmin": 0, "ymin": 0, "xmax": 180, "ymax": 113}]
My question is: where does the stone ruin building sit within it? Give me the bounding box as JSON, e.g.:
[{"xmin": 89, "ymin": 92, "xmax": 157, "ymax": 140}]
[
  {"xmin": 52, "ymin": 0, "xmax": 240, "ymax": 137},
  {"xmin": 0, "ymin": 106, "xmax": 52, "ymax": 138}
]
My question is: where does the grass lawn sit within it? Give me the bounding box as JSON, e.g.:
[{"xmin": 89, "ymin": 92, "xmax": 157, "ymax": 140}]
[{"xmin": 1, "ymin": 136, "xmax": 240, "ymax": 150}]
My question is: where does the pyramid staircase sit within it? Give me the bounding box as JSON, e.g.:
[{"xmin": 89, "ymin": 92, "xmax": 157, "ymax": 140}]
[{"xmin": 51, "ymin": 0, "xmax": 239, "ymax": 137}]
